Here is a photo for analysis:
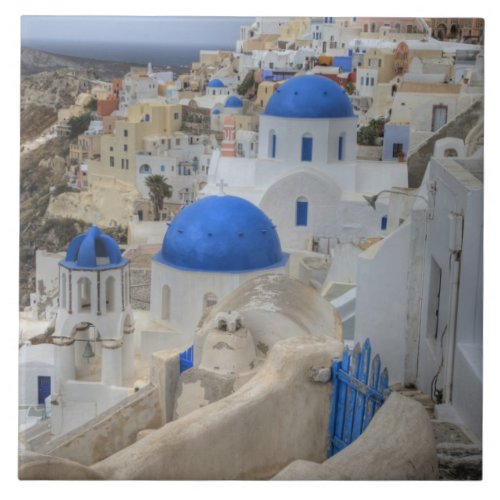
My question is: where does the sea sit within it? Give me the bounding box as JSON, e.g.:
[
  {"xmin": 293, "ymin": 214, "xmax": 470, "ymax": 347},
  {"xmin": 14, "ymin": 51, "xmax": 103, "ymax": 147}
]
[{"xmin": 22, "ymin": 38, "xmax": 235, "ymax": 68}]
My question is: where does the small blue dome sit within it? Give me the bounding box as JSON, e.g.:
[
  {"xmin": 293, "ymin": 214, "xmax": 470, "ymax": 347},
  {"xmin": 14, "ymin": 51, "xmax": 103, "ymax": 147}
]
[
  {"xmin": 155, "ymin": 196, "xmax": 288, "ymax": 273},
  {"xmin": 225, "ymin": 96, "xmax": 243, "ymax": 108},
  {"xmin": 212, "ymin": 108, "xmax": 221, "ymax": 115},
  {"xmin": 207, "ymin": 78, "xmax": 225, "ymax": 88},
  {"xmin": 264, "ymin": 75, "xmax": 354, "ymax": 119},
  {"xmin": 60, "ymin": 226, "xmax": 126, "ymax": 270}
]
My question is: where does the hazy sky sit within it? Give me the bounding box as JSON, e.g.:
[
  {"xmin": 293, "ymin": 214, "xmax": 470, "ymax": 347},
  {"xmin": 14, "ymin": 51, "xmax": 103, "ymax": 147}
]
[{"xmin": 21, "ymin": 16, "xmax": 255, "ymax": 47}]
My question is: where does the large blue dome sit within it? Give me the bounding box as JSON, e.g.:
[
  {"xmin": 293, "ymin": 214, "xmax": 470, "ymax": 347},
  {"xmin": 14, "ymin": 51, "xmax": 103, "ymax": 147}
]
[
  {"xmin": 60, "ymin": 226, "xmax": 126, "ymax": 270},
  {"xmin": 263, "ymin": 75, "xmax": 354, "ymax": 119},
  {"xmin": 155, "ymin": 195, "xmax": 288, "ymax": 273},
  {"xmin": 207, "ymin": 78, "xmax": 225, "ymax": 88}
]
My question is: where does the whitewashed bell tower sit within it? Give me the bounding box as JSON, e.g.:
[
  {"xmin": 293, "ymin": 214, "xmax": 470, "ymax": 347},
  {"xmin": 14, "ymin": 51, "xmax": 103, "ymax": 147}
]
[{"xmin": 51, "ymin": 226, "xmax": 135, "ymax": 435}]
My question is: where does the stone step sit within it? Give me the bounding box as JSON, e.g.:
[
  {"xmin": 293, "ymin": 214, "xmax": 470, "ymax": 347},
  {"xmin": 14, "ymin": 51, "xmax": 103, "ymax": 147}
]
[
  {"xmin": 436, "ymin": 442, "xmax": 482, "ymax": 457},
  {"xmin": 432, "ymin": 420, "xmax": 473, "ymax": 446},
  {"xmin": 437, "ymin": 453, "xmax": 482, "ymax": 480},
  {"xmin": 391, "ymin": 385, "xmax": 436, "ymax": 417}
]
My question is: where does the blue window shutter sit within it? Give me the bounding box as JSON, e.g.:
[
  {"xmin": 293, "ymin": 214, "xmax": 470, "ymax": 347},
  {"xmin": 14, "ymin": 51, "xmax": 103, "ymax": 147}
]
[
  {"xmin": 301, "ymin": 136, "xmax": 313, "ymax": 161},
  {"xmin": 296, "ymin": 201, "xmax": 308, "ymax": 226},
  {"xmin": 271, "ymin": 134, "xmax": 277, "ymax": 158},
  {"xmin": 338, "ymin": 136, "xmax": 344, "ymax": 160},
  {"xmin": 381, "ymin": 215, "xmax": 388, "ymax": 230}
]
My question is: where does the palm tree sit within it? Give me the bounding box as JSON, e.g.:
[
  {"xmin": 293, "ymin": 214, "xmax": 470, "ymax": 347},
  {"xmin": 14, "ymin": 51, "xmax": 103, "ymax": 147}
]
[{"xmin": 145, "ymin": 174, "xmax": 173, "ymax": 221}]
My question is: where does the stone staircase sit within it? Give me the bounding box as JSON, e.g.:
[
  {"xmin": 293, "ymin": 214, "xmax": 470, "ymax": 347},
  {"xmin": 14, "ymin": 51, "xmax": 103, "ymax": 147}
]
[{"xmin": 391, "ymin": 384, "xmax": 482, "ymax": 480}]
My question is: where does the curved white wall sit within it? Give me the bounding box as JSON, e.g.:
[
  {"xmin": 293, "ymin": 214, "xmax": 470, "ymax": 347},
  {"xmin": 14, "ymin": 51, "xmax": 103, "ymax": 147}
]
[{"xmin": 150, "ymin": 261, "xmax": 288, "ymax": 345}]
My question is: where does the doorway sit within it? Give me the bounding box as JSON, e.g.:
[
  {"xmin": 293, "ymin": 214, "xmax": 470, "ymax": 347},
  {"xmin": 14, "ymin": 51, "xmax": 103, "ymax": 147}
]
[{"xmin": 37, "ymin": 376, "xmax": 51, "ymax": 405}]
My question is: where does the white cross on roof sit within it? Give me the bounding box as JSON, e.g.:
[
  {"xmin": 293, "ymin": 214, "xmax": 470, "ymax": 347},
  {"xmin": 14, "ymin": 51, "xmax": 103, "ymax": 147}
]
[{"xmin": 216, "ymin": 178, "xmax": 228, "ymax": 195}]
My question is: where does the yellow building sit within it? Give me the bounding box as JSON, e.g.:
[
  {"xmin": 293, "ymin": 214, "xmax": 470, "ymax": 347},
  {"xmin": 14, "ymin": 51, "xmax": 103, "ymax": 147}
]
[
  {"xmin": 196, "ymin": 50, "xmax": 233, "ymax": 69},
  {"xmin": 360, "ymin": 48, "xmax": 397, "ymax": 84},
  {"xmin": 256, "ymin": 81, "xmax": 281, "ymax": 109},
  {"xmin": 235, "ymin": 114, "xmax": 259, "ymax": 133},
  {"xmin": 241, "ymin": 35, "xmax": 281, "ymax": 52},
  {"xmin": 69, "ymin": 134, "xmax": 101, "ymax": 164},
  {"xmin": 89, "ymin": 102, "xmax": 182, "ymax": 187},
  {"xmin": 279, "ymin": 17, "xmax": 311, "ymax": 42}
]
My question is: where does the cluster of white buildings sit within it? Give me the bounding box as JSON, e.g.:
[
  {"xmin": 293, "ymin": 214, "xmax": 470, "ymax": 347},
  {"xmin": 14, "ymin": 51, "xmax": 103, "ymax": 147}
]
[{"xmin": 19, "ymin": 16, "xmax": 484, "ymax": 477}]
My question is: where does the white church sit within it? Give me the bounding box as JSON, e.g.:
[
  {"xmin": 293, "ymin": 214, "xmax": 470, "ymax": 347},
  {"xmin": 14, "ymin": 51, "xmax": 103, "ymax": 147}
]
[
  {"xmin": 149, "ymin": 194, "xmax": 289, "ymax": 346},
  {"xmin": 202, "ymin": 74, "xmax": 408, "ymax": 251}
]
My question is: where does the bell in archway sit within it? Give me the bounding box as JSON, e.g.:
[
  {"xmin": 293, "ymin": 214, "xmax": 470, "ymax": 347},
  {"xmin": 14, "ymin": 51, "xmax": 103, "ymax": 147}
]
[{"xmin": 82, "ymin": 340, "xmax": 95, "ymax": 362}]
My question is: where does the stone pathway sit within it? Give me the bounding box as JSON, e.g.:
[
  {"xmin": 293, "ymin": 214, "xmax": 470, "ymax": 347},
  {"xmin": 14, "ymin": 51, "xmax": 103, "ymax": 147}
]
[{"xmin": 392, "ymin": 384, "xmax": 482, "ymax": 480}]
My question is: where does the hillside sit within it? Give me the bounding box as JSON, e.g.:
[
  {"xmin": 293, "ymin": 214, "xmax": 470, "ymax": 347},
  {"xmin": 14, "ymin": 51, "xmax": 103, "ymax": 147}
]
[
  {"xmin": 21, "ymin": 46, "xmax": 137, "ymax": 80},
  {"xmin": 20, "ymin": 47, "xmax": 188, "ymax": 142},
  {"xmin": 20, "ymin": 67, "xmax": 94, "ymax": 142},
  {"xmin": 21, "ymin": 46, "xmax": 188, "ymax": 80}
]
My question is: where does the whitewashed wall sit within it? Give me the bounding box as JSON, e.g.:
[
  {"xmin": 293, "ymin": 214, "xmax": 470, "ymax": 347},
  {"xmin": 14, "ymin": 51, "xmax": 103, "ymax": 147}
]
[
  {"xmin": 417, "ymin": 158, "xmax": 483, "ymax": 438},
  {"xmin": 19, "ymin": 343, "xmax": 55, "ymax": 406},
  {"xmin": 259, "ymin": 115, "xmax": 357, "ymax": 164},
  {"xmin": 354, "ymin": 222, "xmax": 412, "ymax": 383}
]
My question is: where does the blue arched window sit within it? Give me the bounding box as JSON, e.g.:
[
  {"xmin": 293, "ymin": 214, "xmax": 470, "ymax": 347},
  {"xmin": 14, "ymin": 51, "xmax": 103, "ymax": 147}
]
[
  {"xmin": 296, "ymin": 196, "xmax": 308, "ymax": 226},
  {"xmin": 338, "ymin": 134, "xmax": 345, "ymax": 160},
  {"xmin": 139, "ymin": 164, "xmax": 152, "ymax": 174},
  {"xmin": 269, "ymin": 130, "xmax": 277, "ymax": 158},
  {"xmin": 301, "ymin": 134, "xmax": 313, "ymax": 162}
]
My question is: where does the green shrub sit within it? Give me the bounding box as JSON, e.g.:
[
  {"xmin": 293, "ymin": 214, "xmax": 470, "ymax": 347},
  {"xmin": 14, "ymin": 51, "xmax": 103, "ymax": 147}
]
[
  {"xmin": 357, "ymin": 118, "xmax": 385, "ymax": 146},
  {"xmin": 67, "ymin": 112, "xmax": 92, "ymax": 139},
  {"xmin": 237, "ymin": 70, "xmax": 255, "ymax": 96}
]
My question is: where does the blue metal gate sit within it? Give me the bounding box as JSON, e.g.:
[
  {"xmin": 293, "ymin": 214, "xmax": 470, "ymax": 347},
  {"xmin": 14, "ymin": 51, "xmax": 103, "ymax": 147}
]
[
  {"xmin": 179, "ymin": 345, "xmax": 194, "ymax": 373},
  {"xmin": 327, "ymin": 339, "xmax": 390, "ymax": 457}
]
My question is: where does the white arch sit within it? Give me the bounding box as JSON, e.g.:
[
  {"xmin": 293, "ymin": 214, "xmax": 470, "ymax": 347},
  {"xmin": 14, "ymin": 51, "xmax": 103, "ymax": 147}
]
[
  {"xmin": 77, "ymin": 277, "xmax": 92, "ymax": 313},
  {"xmin": 162, "ymin": 285, "xmax": 171, "ymax": 320},
  {"xmin": 433, "ymin": 137, "xmax": 465, "ymax": 159},
  {"xmin": 61, "ymin": 272, "xmax": 67, "ymax": 309},
  {"xmin": 105, "ymin": 276, "xmax": 116, "ymax": 313},
  {"xmin": 338, "ymin": 132, "xmax": 346, "ymax": 160},
  {"xmin": 268, "ymin": 129, "xmax": 277, "ymax": 158}
]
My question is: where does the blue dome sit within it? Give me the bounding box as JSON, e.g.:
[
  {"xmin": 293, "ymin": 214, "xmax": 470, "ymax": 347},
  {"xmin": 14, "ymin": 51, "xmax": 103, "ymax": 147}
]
[
  {"xmin": 225, "ymin": 96, "xmax": 243, "ymax": 108},
  {"xmin": 60, "ymin": 226, "xmax": 126, "ymax": 270},
  {"xmin": 264, "ymin": 75, "xmax": 354, "ymax": 119},
  {"xmin": 212, "ymin": 108, "xmax": 221, "ymax": 115},
  {"xmin": 207, "ymin": 79, "xmax": 225, "ymax": 88},
  {"xmin": 155, "ymin": 195, "xmax": 288, "ymax": 273}
]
